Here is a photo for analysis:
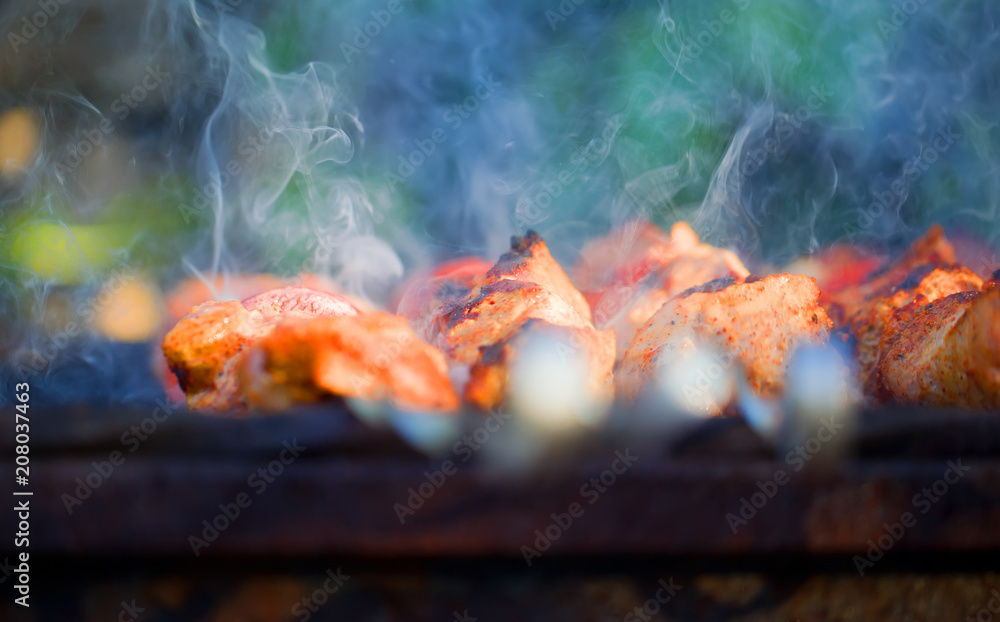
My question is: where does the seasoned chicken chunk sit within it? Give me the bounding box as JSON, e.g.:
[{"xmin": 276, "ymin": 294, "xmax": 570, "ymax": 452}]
[
  {"xmin": 239, "ymin": 312, "xmax": 459, "ymax": 413},
  {"xmin": 464, "ymin": 320, "xmax": 615, "ymax": 411},
  {"xmin": 440, "ymin": 280, "xmax": 593, "ymax": 365},
  {"xmin": 823, "ymin": 224, "xmax": 956, "ymax": 323},
  {"xmin": 242, "ymin": 286, "xmax": 360, "ymax": 321},
  {"xmin": 164, "ymin": 274, "xmax": 286, "ymax": 324},
  {"xmin": 877, "ymin": 289, "xmax": 1000, "ymax": 408},
  {"xmin": 434, "ymin": 232, "xmax": 597, "ymax": 363},
  {"xmin": 395, "ymin": 257, "xmax": 492, "ymax": 343},
  {"xmin": 162, "ymin": 300, "xmax": 262, "ymax": 412},
  {"xmin": 158, "ymin": 273, "xmax": 286, "ymax": 403},
  {"xmin": 616, "ymin": 274, "xmax": 833, "ymax": 411},
  {"xmin": 487, "ymin": 230, "xmax": 593, "ymax": 322},
  {"xmin": 165, "ymin": 273, "xmax": 371, "ymax": 323},
  {"xmin": 162, "ymin": 287, "xmax": 360, "ymax": 413},
  {"xmin": 842, "ymin": 264, "xmax": 983, "ymax": 398},
  {"xmin": 574, "ymin": 221, "xmax": 748, "ymax": 356},
  {"xmin": 433, "ymin": 231, "xmax": 614, "ymax": 410},
  {"xmin": 158, "ymin": 273, "xmax": 372, "ymax": 403}
]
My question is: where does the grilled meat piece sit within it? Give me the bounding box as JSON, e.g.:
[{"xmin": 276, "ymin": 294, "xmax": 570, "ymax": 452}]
[
  {"xmin": 158, "ymin": 274, "xmax": 286, "ymax": 403},
  {"xmin": 877, "ymin": 289, "xmax": 1000, "ymax": 408},
  {"xmin": 243, "ymin": 286, "xmax": 360, "ymax": 321},
  {"xmin": 573, "ymin": 220, "xmax": 686, "ymax": 294},
  {"xmin": 616, "ymin": 274, "xmax": 833, "ymax": 411},
  {"xmin": 435, "ymin": 232, "xmax": 597, "ymax": 363},
  {"xmin": 239, "ymin": 312, "xmax": 459, "ymax": 413},
  {"xmin": 164, "ymin": 274, "xmax": 287, "ymax": 324},
  {"xmin": 159, "ymin": 273, "xmax": 372, "ymax": 403},
  {"xmin": 574, "ymin": 221, "xmax": 748, "ymax": 357},
  {"xmin": 440, "ymin": 279, "xmax": 593, "ymax": 365},
  {"xmin": 823, "ymin": 224, "xmax": 956, "ymax": 323},
  {"xmin": 784, "ymin": 245, "xmax": 885, "ymax": 303},
  {"xmin": 433, "ymin": 231, "xmax": 614, "ymax": 409},
  {"xmin": 162, "ymin": 300, "xmax": 261, "ymax": 412},
  {"xmin": 489, "ymin": 231, "xmax": 593, "ymax": 322},
  {"xmin": 396, "ymin": 257, "xmax": 492, "ymax": 343},
  {"xmin": 464, "ymin": 320, "xmax": 615, "ymax": 411},
  {"xmin": 841, "ymin": 264, "xmax": 983, "ymax": 398},
  {"xmin": 162, "ymin": 287, "xmax": 360, "ymax": 413}
]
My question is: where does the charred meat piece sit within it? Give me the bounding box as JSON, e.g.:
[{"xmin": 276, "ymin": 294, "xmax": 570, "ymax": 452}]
[
  {"xmin": 822, "ymin": 224, "xmax": 956, "ymax": 323},
  {"xmin": 239, "ymin": 312, "xmax": 459, "ymax": 413},
  {"xmin": 487, "ymin": 231, "xmax": 593, "ymax": 322},
  {"xmin": 433, "ymin": 231, "xmax": 614, "ymax": 409},
  {"xmin": 574, "ymin": 221, "xmax": 748, "ymax": 357},
  {"xmin": 435, "ymin": 231, "xmax": 597, "ymax": 363},
  {"xmin": 395, "ymin": 257, "xmax": 493, "ymax": 343},
  {"xmin": 616, "ymin": 274, "xmax": 833, "ymax": 411},
  {"xmin": 841, "ymin": 264, "xmax": 983, "ymax": 398},
  {"xmin": 877, "ymin": 289, "xmax": 1000, "ymax": 408},
  {"xmin": 440, "ymin": 279, "xmax": 593, "ymax": 365},
  {"xmin": 162, "ymin": 287, "xmax": 360, "ymax": 413},
  {"xmin": 464, "ymin": 320, "xmax": 616, "ymax": 411}
]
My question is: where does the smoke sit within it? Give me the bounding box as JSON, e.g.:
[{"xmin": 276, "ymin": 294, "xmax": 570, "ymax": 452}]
[
  {"xmin": 652, "ymin": 0, "xmax": 1000, "ymax": 262},
  {"xmin": 1, "ymin": 0, "xmax": 1000, "ymax": 404}
]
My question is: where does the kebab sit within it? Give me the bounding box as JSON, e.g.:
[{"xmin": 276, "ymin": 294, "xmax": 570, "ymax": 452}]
[
  {"xmin": 163, "ymin": 286, "xmax": 458, "ymax": 414},
  {"xmin": 572, "ymin": 220, "xmax": 749, "ymax": 357},
  {"xmin": 615, "ymin": 273, "xmax": 834, "ymax": 414},
  {"xmin": 814, "ymin": 225, "xmax": 1000, "ymax": 407},
  {"xmin": 161, "ymin": 221, "xmax": 1000, "ymax": 418},
  {"xmin": 428, "ymin": 231, "xmax": 615, "ymax": 411}
]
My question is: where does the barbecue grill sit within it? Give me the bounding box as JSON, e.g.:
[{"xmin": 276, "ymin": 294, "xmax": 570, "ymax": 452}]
[
  {"xmin": 3, "ymin": 0, "xmax": 1000, "ymax": 620},
  {"xmin": 2, "ymin": 401, "xmax": 998, "ymax": 621}
]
